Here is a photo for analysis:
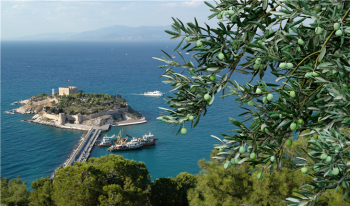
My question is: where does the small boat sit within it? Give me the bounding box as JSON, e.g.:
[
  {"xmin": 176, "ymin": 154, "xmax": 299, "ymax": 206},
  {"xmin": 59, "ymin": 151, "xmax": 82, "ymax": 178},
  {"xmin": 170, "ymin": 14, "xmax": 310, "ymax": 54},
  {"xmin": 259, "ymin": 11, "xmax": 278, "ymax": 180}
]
[
  {"xmin": 98, "ymin": 134, "xmax": 117, "ymax": 147},
  {"xmin": 139, "ymin": 132, "xmax": 158, "ymax": 146},
  {"xmin": 5, "ymin": 110, "xmax": 15, "ymax": 114},
  {"xmin": 102, "ymin": 134, "xmax": 116, "ymax": 141},
  {"xmin": 186, "ymin": 52, "xmax": 190, "ymax": 55},
  {"xmin": 98, "ymin": 138, "xmax": 113, "ymax": 147},
  {"xmin": 172, "ymin": 55, "xmax": 176, "ymax": 58},
  {"xmin": 143, "ymin": 91, "xmax": 164, "ymax": 96}
]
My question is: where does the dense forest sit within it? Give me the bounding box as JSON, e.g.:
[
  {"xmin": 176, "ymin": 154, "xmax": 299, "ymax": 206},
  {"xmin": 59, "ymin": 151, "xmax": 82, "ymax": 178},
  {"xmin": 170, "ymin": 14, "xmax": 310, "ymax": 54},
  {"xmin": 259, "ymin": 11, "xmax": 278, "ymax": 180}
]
[{"xmin": 2, "ymin": 137, "xmax": 349, "ymax": 206}]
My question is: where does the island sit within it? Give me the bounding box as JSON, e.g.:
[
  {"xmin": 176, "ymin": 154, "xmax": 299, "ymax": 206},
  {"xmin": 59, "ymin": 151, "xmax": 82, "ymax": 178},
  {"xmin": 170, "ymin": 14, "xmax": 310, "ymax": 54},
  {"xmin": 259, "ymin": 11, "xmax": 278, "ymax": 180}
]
[{"xmin": 14, "ymin": 86, "xmax": 146, "ymax": 130}]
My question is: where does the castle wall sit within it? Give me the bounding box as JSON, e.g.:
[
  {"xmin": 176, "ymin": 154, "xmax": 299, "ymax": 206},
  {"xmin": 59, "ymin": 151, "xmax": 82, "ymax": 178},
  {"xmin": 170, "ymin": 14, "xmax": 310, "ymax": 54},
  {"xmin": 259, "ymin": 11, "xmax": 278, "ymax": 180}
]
[
  {"xmin": 74, "ymin": 114, "xmax": 82, "ymax": 124},
  {"xmin": 70, "ymin": 87, "xmax": 78, "ymax": 94},
  {"xmin": 58, "ymin": 113, "xmax": 66, "ymax": 125},
  {"xmin": 59, "ymin": 88, "xmax": 69, "ymax": 96},
  {"xmin": 41, "ymin": 106, "xmax": 129, "ymax": 125},
  {"xmin": 87, "ymin": 106, "xmax": 129, "ymax": 119},
  {"xmin": 42, "ymin": 113, "xmax": 59, "ymax": 121},
  {"xmin": 59, "ymin": 86, "xmax": 78, "ymax": 96}
]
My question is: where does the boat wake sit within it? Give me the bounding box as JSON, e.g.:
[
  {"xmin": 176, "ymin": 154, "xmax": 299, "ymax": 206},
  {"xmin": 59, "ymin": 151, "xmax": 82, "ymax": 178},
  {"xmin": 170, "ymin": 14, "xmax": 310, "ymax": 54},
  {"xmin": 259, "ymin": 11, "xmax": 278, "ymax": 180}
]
[
  {"xmin": 129, "ymin": 93, "xmax": 145, "ymax": 95},
  {"xmin": 4, "ymin": 110, "xmax": 15, "ymax": 114}
]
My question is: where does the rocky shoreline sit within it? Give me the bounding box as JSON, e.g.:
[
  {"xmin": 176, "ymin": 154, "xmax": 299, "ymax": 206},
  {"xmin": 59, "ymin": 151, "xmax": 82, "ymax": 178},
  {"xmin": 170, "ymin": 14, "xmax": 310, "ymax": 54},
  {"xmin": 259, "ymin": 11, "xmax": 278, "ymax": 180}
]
[
  {"xmin": 14, "ymin": 97, "xmax": 146, "ymax": 130},
  {"xmin": 23, "ymin": 119, "xmax": 77, "ymax": 130},
  {"xmin": 23, "ymin": 114, "xmax": 90, "ymax": 130},
  {"xmin": 11, "ymin": 100, "xmax": 29, "ymax": 105}
]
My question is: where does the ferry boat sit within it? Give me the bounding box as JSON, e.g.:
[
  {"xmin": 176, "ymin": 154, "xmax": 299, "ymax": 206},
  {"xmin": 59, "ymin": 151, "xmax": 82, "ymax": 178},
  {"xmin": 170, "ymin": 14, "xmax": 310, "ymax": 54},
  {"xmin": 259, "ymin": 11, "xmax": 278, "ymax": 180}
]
[
  {"xmin": 139, "ymin": 132, "xmax": 158, "ymax": 146},
  {"xmin": 143, "ymin": 91, "xmax": 164, "ymax": 96}
]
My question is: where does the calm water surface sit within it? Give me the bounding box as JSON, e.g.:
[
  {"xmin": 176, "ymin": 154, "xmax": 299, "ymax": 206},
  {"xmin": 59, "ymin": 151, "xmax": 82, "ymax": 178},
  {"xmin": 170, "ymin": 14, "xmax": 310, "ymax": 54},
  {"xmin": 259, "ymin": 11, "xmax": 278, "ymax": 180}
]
[{"xmin": 1, "ymin": 40, "xmax": 275, "ymax": 186}]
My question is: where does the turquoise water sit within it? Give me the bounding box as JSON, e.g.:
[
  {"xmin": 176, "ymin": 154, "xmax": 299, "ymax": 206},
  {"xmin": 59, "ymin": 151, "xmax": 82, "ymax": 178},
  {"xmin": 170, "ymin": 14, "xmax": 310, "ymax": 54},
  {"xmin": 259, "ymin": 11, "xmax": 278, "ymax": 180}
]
[{"xmin": 1, "ymin": 40, "xmax": 274, "ymax": 186}]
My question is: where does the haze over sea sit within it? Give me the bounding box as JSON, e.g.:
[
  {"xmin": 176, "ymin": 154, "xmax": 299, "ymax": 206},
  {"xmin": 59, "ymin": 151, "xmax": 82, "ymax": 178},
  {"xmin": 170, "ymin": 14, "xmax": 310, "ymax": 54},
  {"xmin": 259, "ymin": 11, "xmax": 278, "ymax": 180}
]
[{"xmin": 1, "ymin": 40, "xmax": 274, "ymax": 187}]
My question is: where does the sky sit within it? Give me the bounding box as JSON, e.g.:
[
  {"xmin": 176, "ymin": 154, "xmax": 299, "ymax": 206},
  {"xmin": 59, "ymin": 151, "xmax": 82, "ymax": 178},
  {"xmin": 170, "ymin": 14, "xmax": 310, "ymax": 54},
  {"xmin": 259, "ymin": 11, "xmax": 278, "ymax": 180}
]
[{"xmin": 1, "ymin": 0, "xmax": 219, "ymax": 39}]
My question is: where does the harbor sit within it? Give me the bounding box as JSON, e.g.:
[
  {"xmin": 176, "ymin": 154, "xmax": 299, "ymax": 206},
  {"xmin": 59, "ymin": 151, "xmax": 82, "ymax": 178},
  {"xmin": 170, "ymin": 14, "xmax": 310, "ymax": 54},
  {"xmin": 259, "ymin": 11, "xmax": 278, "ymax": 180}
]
[{"xmin": 62, "ymin": 126, "xmax": 156, "ymax": 168}]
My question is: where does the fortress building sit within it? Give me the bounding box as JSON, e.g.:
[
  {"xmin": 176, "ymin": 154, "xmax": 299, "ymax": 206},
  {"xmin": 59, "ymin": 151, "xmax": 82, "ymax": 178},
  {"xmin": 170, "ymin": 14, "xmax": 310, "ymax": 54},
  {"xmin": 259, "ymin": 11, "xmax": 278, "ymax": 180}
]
[{"xmin": 59, "ymin": 86, "xmax": 78, "ymax": 96}]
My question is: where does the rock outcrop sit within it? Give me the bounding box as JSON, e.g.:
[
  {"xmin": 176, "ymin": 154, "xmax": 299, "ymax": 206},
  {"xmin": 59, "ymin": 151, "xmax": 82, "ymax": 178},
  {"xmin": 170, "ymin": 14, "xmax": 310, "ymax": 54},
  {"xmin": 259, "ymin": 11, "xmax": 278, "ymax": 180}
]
[
  {"xmin": 12, "ymin": 100, "xmax": 29, "ymax": 105},
  {"xmin": 15, "ymin": 98, "xmax": 56, "ymax": 114},
  {"xmin": 82, "ymin": 115, "xmax": 114, "ymax": 126}
]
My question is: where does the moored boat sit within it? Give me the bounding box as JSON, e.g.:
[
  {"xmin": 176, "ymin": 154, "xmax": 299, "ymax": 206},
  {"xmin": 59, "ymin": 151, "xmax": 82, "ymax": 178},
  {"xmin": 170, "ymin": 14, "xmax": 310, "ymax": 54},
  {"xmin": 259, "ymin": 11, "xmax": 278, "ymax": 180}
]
[
  {"xmin": 98, "ymin": 138, "xmax": 113, "ymax": 147},
  {"xmin": 107, "ymin": 140, "xmax": 142, "ymax": 151},
  {"xmin": 139, "ymin": 132, "xmax": 158, "ymax": 146},
  {"xmin": 98, "ymin": 134, "xmax": 117, "ymax": 147},
  {"xmin": 107, "ymin": 134, "xmax": 142, "ymax": 151}
]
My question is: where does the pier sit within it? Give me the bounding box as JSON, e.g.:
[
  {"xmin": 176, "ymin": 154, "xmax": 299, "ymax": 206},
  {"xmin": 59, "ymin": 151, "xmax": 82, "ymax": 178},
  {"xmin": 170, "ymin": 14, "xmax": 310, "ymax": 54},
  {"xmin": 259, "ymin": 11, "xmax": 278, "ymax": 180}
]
[
  {"xmin": 111, "ymin": 118, "xmax": 147, "ymax": 127},
  {"xmin": 57, "ymin": 119, "xmax": 147, "ymax": 169},
  {"xmin": 65, "ymin": 128, "xmax": 102, "ymax": 166}
]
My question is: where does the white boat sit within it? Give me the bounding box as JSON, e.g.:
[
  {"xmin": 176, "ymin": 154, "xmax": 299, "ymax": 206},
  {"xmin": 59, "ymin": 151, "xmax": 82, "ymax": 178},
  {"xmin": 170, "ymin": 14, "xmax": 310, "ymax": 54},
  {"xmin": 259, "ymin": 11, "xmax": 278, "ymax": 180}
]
[
  {"xmin": 98, "ymin": 138, "xmax": 113, "ymax": 147},
  {"xmin": 127, "ymin": 132, "xmax": 158, "ymax": 146},
  {"xmin": 143, "ymin": 91, "xmax": 164, "ymax": 96},
  {"xmin": 172, "ymin": 55, "xmax": 176, "ymax": 58},
  {"xmin": 186, "ymin": 52, "xmax": 190, "ymax": 54},
  {"xmin": 5, "ymin": 110, "xmax": 15, "ymax": 114},
  {"xmin": 139, "ymin": 132, "xmax": 158, "ymax": 146},
  {"xmin": 108, "ymin": 138, "xmax": 142, "ymax": 151},
  {"xmin": 102, "ymin": 134, "xmax": 116, "ymax": 141}
]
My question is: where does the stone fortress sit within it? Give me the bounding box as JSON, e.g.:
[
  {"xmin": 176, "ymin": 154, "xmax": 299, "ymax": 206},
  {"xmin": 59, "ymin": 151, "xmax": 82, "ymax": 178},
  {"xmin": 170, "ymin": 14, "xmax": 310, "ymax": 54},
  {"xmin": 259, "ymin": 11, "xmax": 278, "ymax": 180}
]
[
  {"xmin": 59, "ymin": 86, "xmax": 78, "ymax": 96},
  {"xmin": 15, "ymin": 86, "xmax": 146, "ymax": 129}
]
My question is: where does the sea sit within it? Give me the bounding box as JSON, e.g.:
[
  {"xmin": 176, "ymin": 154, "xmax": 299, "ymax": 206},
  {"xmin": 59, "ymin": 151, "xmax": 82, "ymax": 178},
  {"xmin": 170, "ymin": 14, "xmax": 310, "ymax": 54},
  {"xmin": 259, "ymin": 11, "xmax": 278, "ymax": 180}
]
[{"xmin": 1, "ymin": 40, "xmax": 276, "ymax": 187}]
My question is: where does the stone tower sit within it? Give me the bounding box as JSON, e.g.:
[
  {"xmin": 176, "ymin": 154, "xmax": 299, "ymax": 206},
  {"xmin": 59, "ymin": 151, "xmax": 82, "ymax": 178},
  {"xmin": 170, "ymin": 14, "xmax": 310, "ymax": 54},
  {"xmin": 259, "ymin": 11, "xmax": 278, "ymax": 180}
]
[{"xmin": 58, "ymin": 113, "xmax": 66, "ymax": 125}]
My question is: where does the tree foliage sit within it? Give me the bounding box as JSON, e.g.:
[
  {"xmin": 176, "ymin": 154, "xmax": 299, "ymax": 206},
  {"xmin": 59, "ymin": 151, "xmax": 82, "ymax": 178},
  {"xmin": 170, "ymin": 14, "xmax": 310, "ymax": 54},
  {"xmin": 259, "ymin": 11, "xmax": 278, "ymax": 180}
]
[
  {"xmin": 150, "ymin": 172, "xmax": 196, "ymax": 206},
  {"xmin": 154, "ymin": 0, "xmax": 350, "ymax": 204},
  {"xmin": 189, "ymin": 138, "xmax": 350, "ymax": 205},
  {"xmin": 52, "ymin": 154, "xmax": 150, "ymax": 206},
  {"xmin": 1, "ymin": 155, "xmax": 197, "ymax": 206},
  {"xmin": 28, "ymin": 177, "xmax": 54, "ymax": 206},
  {"xmin": 0, "ymin": 176, "xmax": 30, "ymax": 206}
]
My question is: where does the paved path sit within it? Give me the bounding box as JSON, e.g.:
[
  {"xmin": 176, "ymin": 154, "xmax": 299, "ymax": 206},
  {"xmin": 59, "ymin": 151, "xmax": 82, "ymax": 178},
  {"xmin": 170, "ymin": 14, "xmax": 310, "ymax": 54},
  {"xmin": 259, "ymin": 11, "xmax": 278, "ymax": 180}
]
[
  {"xmin": 112, "ymin": 119, "xmax": 147, "ymax": 126},
  {"xmin": 63, "ymin": 123, "xmax": 111, "ymax": 130},
  {"xmin": 65, "ymin": 129, "xmax": 101, "ymax": 166}
]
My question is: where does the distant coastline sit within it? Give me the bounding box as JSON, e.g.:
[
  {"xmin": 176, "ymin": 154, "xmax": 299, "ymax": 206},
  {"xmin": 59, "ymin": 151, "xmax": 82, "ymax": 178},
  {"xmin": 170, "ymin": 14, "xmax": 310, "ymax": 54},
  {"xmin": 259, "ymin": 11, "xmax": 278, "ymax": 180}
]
[{"xmin": 2, "ymin": 25, "xmax": 172, "ymax": 41}]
